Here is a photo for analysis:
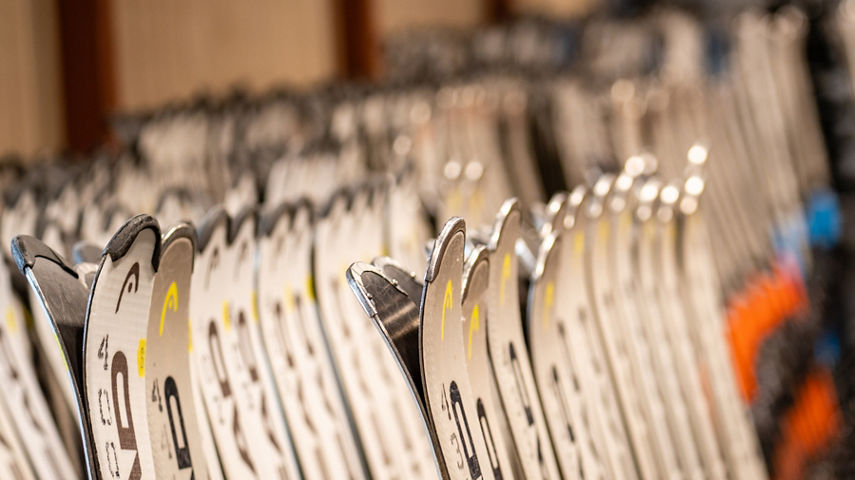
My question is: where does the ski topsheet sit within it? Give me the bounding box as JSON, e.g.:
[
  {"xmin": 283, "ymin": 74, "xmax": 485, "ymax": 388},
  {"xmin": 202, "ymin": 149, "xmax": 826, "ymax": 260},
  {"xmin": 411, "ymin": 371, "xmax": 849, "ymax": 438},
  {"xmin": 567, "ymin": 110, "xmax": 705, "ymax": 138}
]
[
  {"xmin": 83, "ymin": 215, "xmax": 160, "ymax": 480},
  {"xmin": 317, "ymin": 186, "xmax": 436, "ymax": 479},
  {"xmin": 349, "ymin": 217, "xmax": 498, "ymax": 480},
  {"xmin": 13, "ymin": 235, "xmax": 100, "ymax": 478},
  {"xmin": 189, "ymin": 208, "xmax": 301, "ymax": 479},
  {"xmin": 143, "ymin": 224, "xmax": 216, "ymax": 479},
  {"xmin": 482, "ymin": 200, "xmax": 562, "ymax": 479},
  {"xmin": 4, "ymin": 177, "xmax": 773, "ymax": 480},
  {"xmin": 257, "ymin": 201, "xmax": 366, "ymax": 480}
]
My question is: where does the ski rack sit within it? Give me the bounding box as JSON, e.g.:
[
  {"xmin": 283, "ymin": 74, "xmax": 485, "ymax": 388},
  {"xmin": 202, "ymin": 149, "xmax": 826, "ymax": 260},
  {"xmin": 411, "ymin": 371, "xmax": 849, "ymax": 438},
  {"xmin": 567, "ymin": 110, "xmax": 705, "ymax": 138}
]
[
  {"xmin": 189, "ymin": 207, "xmax": 301, "ymax": 479},
  {"xmin": 0, "ymin": 5, "xmax": 846, "ymax": 479},
  {"xmin": 257, "ymin": 200, "xmax": 367, "ymax": 479},
  {"xmin": 0, "ymin": 149, "xmax": 819, "ymax": 480}
]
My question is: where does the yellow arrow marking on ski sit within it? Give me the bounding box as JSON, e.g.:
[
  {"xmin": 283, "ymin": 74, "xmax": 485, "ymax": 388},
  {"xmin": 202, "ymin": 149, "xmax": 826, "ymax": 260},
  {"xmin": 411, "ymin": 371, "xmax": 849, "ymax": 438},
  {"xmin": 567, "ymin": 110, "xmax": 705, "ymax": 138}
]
[
  {"xmin": 5, "ymin": 308, "xmax": 16, "ymax": 334},
  {"xmin": 500, "ymin": 253, "xmax": 511, "ymax": 306},
  {"xmin": 544, "ymin": 281, "xmax": 555, "ymax": 329},
  {"xmin": 441, "ymin": 280, "xmax": 453, "ymax": 341},
  {"xmin": 137, "ymin": 339, "xmax": 146, "ymax": 377},
  {"xmin": 251, "ymin": 291, "xmax": 259, "ymax": 324},
  {"xmin": 223, "ymin": 301, "xmax": 231, "ymax": 331},
  {"xmin": 468, "ymin": 305, "xmax": 480, "ymax": 360},
  {"xmin": 160, "ymin": 282, "xmax": 178, "ymax": 336}
]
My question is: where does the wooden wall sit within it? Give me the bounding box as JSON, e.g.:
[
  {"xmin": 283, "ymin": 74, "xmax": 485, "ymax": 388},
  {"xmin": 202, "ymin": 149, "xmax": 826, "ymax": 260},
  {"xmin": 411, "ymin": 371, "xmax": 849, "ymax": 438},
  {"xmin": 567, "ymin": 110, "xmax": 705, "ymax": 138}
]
[
  {"xmin": 0, "ymin": 0, "xmax": 64, "ymax": 156},
  {"xmin": 376, "ymin": 0, "xmax": 485, "ymax": 35},
  {"xmin": 0, "ymin": 0, "xmax": 594, "ymax": 156},
  {"xmin": 111, "ymin": 0, "xmax": 339, "ymax": 110}
]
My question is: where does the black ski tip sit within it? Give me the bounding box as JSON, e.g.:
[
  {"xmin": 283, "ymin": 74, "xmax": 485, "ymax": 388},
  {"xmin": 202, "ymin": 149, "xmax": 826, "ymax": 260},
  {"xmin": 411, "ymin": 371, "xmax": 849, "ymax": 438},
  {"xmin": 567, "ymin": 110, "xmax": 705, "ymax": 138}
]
[
  {"xmin": 34, "ymin": 212, "xmax": 58, "ymax": 240},
  {"xmin": 196, "ymin": 207, "xmax": 229, "ymax": 252},
  {"xmin": 346, "ymin": 261, "xmax": 384, "ymax": 318},
  {"xmin": 462, "ymin": 245, "xmax": 490, "ymax": 302},
  {"xmin": 258, "ymin": 202, "xmax": 293, "ymax": 238},
  {"xmin": 392, "ymin": 162, "xmax": 416, "ymax": 184},
  {"xmin": 290, "ymin": 198, "xmax": 314, "ymax": 230},
  {"xmin": 154, "ymin": 186, "xmax": 197, "ymax": 214},
  {"xmin": 11, "ymin": 235, "xmax": 77, "ymax": 277},
  {"xmin": 258, "ymin": 198, "xmax": 313, "ymax": 238},
  {"xmin": 72, "ymin": 242, "xmax": 103, "ymax": 265},
  {"xmin": 362, "ymin": 175, "xmax": 389, "ymax": 207},
  {"xmin": 372, "ymin": 256, "xmax": 423, "ymax": 303},
  {"xmin": 101, "ymin": 202, "xmax": 133, "ymax": 233},
  {"xmin": 425, "ymin": 217, "xmax": 465, "ymax": 284},
  {"xmin": 228, "ymin": 205, "xmax": 257, "ymax": 246},
  {"xmin": 103, "ymin": 214, "xmax": 162, "ymax": 270},
  {"xmin": 318, "ymin": 185, "xmax": 355, "ymax": 220},
  {"xmin": 372, "ymin": 256, "xmax": 416, "ymax": 277},
  {"xmin": 3, "ymin": 181, "xmax": 32, "ymax": 209}
]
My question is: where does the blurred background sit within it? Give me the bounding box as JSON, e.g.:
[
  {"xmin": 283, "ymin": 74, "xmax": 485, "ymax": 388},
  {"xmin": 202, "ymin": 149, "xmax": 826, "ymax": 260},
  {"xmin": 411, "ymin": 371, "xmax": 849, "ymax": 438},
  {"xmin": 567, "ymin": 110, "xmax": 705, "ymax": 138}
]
[{"xmin": 0, "ymin": 0, "xmax": 598, "ymax": 156}]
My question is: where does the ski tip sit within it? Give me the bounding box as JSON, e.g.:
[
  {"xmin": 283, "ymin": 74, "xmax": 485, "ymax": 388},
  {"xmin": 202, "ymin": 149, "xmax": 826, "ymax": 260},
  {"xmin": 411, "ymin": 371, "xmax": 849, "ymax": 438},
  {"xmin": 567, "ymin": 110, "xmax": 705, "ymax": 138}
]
[
  {"xmin": 11, "ymin": 235, "xmax": 76, "ymax": 277},
  {"xmin": 161, "ymin": 222, "xmax": 197, "ymax": 270},
  {"xmin": 659, "ymin": 181, "xmax": 681, "ymax": 207},
  {"xmin": 71, "ymin": 242, "xmax": 103, "ymax": 265},
  {"xmin": 657, "ymin": 182, "xmax": 681, "ymax": 223},
  {"xmin": 425, "ymin": 217, "xmax": 465, "ymax": 284},
  {"xmin": 489, "ymin": 197, "xmax": 521, "ymax": 250},
  {"xmin": 34, "ymin": 213, "xmax": 60, "ymax": 240},
  {"xmin": 196, "ymin": 206, "xmax": 229, "ymax": 252},
  {"xmin": 162, "ymin": 222, "xmax": 197, "ymax": 247},
  {"xmin": 568, "ymin": 185, "xmax": 586, "ymax": 209},
  {"xmin": 373, "ymin": 256, "xmax": 423, "ymax": 303},
  {"xmin": 608, "ymin": 173, "xmax": 636, "ymax": 214},
  {"xmin": 228, "ymin": 204, "xmax": 257, "ymax": 246},
  {"xmin": 258, "ymin": 202, "xmax": 290, "ymax": 239},
  {"xmin": 614, "ymin": 171, "xmax": 635, "ymax": 195},
  {"xmin": 392, "ymin": 162, "xmax": 416, "ymax": 184},
  {"xmin": 543, "ymin": 192, "xmax": 568, "ymax": 235},
  {"xmin": 679, "ymin": 174, "xmax": 706, "ymax": 215},
  {"xmin": 258, "ymin": 198, "xmax": 314, "ymax": 239},
  {"xmin": 462, "ymin": 245, "xmax": 490, "ymax": 303},
  {"xmin": 585, "ymin": 174, "xmax": 615, "ymax": 220},
  {"xmin": 103, "ymin": 214, "xmax": 162, "ymax": 270},
  {"xmin": 638, "ymin": 178, "xmax": 662, "ymax": 205},
  {"xmin": 259, "ymin": 201, "xmax": 292, "ymax": 238},
  {"xmin": 154, "ymin": 186, "xmax": 197, "ymax": 215},
  {"xmin": 533, "ymin": 230, "xmax": 559, "ymax": 282},
  {"xmin": 592, "ymin": 173, "xmax": 615, "ymax": 199},
  {"xmin": 346, "ymin": 261, "xmax": 385, "ymax": 318},
  {"xmin": 100, "ymin": 202, "xmax": 133, "ymax": 232},
  {"xmin": 372, "ymin": 256, "xmax": 417, "ymax": 281},
  {"xmin": 562, "ymin": 185, "xmax": 587, "ymax": 230},
  {"xmin": 3, "ymin": 180, "xmax": 31, "ymax": 209},
  {"xmin": 318, "ymin": 185, "xmax": 354, "ymax": 220},
  {"xmin": 635, "ymin": 178, "xmax": 662, "ymax": 222}
]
